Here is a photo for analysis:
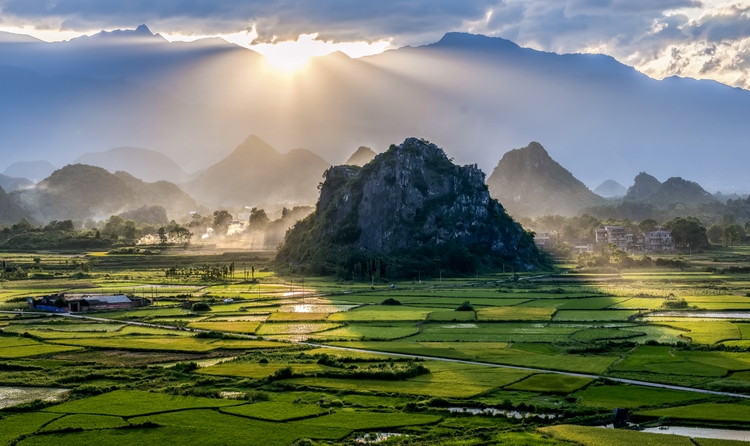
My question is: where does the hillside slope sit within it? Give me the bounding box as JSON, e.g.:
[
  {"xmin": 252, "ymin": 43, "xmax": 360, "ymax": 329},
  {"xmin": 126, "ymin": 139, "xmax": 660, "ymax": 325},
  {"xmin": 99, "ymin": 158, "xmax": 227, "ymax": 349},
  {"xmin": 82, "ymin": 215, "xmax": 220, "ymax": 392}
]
[{"xmin": 12, "ymin": 164, "xmax": 199, "ymax": 222}]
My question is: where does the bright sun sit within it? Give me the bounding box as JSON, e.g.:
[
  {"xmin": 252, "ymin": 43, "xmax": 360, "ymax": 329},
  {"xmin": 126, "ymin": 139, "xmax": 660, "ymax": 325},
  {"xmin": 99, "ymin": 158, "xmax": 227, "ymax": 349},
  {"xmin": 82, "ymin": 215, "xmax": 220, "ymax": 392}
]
[{"xmin": 214, "ymin": 31, "xmax": 391, "ymax": 73}]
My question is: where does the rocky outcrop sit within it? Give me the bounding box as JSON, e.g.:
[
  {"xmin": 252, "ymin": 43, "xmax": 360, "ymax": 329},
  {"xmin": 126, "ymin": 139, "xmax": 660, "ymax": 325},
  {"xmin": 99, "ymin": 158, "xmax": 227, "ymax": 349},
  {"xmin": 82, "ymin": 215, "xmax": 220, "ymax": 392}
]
[
  {"xmin": 276, "ymin": 138, "xmax": 546, "ymax": 277},
  {"xmin": 486, "ymin": 142, "xmax": 609, "ymax": 218}
]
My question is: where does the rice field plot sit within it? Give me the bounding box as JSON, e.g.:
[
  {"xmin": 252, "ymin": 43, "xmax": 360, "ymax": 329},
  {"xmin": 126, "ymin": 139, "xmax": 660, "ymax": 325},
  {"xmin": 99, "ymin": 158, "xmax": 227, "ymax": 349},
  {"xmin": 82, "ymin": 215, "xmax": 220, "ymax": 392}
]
[
  {"xmin": 570, "ymin": 327, "xmax": 646, "ymax": 342},
  {"xmin": 221, "ymin": 401, "xmax": 328, "ymax": 421},
  {"xmin": 427, "ymin": 310, "xmax": 477, "ymax": 321},
  {"xmin": 266, "ymin": 312, "xmax": 330, "ymax": 321},
  {"xmin": 0, "ymin": 412, "xmax": 63, "ymax": 445},
  {"xmin": 519, "ymin": 297, "xmax": 628, "ymax": 309},
  {"xmin": 613, "ymin": 345, "xmax": 736, "ymax": 377},
  {"xmin": 202, "ymin": 315, "xmax": 269, "ymax": 322},
  {"xmin": 413, "ymin": 322, "xmax": 579, "ymax": 343},
  {"xmin": 276, "ymin": 304, "xmax": 356, "ymax": 313},
  {"xmin": 198, "ymin": 361, "xmax": 332, "ymax": 379},
  {"xmin": 504, "ymin": 374, "xmax": 592, "ymax": 393},
  {"xmin": 638, "ymin": 402, "xmax": 750, "ymax": 423},
  {"xmin": 399, "ymin": 297, "xmax": 529, "ymax": 308},
  {"xmin": 53, "ymin": 409, "xmax": 349, "ymax": 446},
  {"xmin": 609, "ymin": 298, "xmax": 666, "ymax": 310},
  {"xmin": 283, "ymin": 364, "xmax": 530, "ymax": 398},
  {"xmin": 0, "ymin": 338, "xmax": 83, "ymax": 358},
  {"xmin": 0, "ymin": 386, "xmax": 70, "ymax": 409},
  {"xmin": 654, "ymin": 320, "xmax": 742, "ymax": 344},
  {"xmin": 294, "ymin": 409, "xmax": 441, "ymax": 430},
  {"xmin": 328, "ymin": 341, "xmax": 616, "ymax": 374},
  {"xmin": 540, "ymin": 424, "xmax": 693, "ymax": 446},
  {"xmin": 574, "ymin": 384, "xmax": 710, "ymax": 409},
  {"xmin": 186, "ymin": 321, "xmax": 261, "ymax": 334},
  {"xmin": 2, "ymin": 322, "xmax": 125, "ymax": 333},
  {"xmin": 47, "ymin": 336, "xmax": 281, "ymax": 352},
  {"xmin": 16, "ymin": 325, "xmax": 193, "ymax": 340},
  {"xmin": 327, "ymin": 305, "xmax": 440, "ymax": 322},
  {"xmin": 40, "ymin": 414, "xmax": 129, "ymax": 432},
  {"xmin": 476, "ymin": 307, "xmax": 556, "ymax": 321},
  {"xmin": 44, "ymin": 390, "xmax": 244, "ymax": 416},
  {"xmin": 553, "ymin": 310, "xmax": 638, "ymax": 322},
  {"xmin": 256, "ymin": 322, "xmax": 342, "ymax": 335},
  {"xmin": 304, "ymin": 323, "xmax": 419, "ymax": 341}
]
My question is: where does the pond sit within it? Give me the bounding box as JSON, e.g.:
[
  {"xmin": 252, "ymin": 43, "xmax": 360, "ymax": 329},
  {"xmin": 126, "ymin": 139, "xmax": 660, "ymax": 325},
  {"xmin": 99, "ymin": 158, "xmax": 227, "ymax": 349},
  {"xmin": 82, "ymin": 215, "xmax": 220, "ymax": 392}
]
[
  {"xmin": 642, "ymin": 426, "xmax": 750, "ymax": 441},
  {"xmin": 0, "ymin": 386, "xmax": 69, "ymax": 409}
]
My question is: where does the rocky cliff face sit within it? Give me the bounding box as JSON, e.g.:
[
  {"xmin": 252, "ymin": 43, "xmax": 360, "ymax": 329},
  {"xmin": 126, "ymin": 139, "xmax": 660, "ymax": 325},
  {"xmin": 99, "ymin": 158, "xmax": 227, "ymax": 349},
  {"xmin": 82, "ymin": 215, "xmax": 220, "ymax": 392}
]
[
  {"xmin": 486, "ymin": 142, "xmax": 609, "ymax": 218},
  {"xmin": 276, "ymin": 138, "xmax": 545, "ymax": 277}
]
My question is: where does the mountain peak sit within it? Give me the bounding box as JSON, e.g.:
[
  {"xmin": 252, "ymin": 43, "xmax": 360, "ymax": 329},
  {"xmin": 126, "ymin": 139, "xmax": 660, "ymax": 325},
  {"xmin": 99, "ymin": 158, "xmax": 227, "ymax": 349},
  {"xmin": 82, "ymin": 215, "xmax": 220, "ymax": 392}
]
[
  {"xmin": 233, "ymin": 135, "xmax": 279, "ymax": 156},
  {"xmin": 626, "ymin": 172, "xmax": 662, "ymax": 201},
  {"xmin": 433, "ymin": 32, "xmax": 521, "ymax": 51},
  {"xmin": 487, "ymin": 141, "xmax": 608, "ymax": 217},
  {"xmin": 345, "ymin": 146, "xmax": 377, "ymax": 166},
  {"xmin": 134, "ymin": 24, "xmax": 152, "ymax": 35},
  {"xmin": 594, "ymin": 180, "xmax": 627, "ymax": 198}
]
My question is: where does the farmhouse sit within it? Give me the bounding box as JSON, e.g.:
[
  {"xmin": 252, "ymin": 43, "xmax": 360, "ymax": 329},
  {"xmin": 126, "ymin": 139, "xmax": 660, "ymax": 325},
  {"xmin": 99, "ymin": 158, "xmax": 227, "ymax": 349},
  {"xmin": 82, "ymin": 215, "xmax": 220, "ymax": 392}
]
[{"xmin": 29, "ymin": 294, "xmax": 148, "ymax": 313}]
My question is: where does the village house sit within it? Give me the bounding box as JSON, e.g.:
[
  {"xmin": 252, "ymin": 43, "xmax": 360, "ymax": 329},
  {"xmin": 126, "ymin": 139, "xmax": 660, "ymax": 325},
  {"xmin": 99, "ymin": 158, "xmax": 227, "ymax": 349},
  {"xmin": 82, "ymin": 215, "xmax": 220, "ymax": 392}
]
[{"xmin": 28, "ymin": 294, "xmax": 148, "ymax": 313}]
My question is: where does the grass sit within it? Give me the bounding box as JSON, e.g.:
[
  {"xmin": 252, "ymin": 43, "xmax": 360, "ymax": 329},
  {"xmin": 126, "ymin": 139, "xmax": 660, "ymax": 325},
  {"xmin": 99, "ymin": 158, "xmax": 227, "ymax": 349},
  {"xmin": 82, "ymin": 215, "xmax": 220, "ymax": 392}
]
[
  {"xmin": 221, "ymin": 401, "xmax": 328, "ymax": 421},
  {"xmin": 197, "ymin": 361, "xmax": 331, "ymax": 379},
  {"xmin": 303, "ymin": 323, "xmax": 419, "ymax": 340},
  {"xmin": 476, "ymin": 307, "xmax": 556, "ymax": 321},
  {"xmin": 44, "ymin": 390, "xmax": 244, "ymax": 416},
  {"xmin": 539, "ymin": 424, "xmax": 694, "ymax": 446},
  {"xmin": 638, "ymin": 402, "xmax": 750, "ymax": 423},
  {"xmin": 574, "ymin": 384, "xmax": 709, "ymax": 409},
  {"xmin": 266, "ymin": 312, "xmax": 330, "ymax": 321},
  {"xmin": 504, "ymin": 374, "xmax": 592, "ymax": 393}
]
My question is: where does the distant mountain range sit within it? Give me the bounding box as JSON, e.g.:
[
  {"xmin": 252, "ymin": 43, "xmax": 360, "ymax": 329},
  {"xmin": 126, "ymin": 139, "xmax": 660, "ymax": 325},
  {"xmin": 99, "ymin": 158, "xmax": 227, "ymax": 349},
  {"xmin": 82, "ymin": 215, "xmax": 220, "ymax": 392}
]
[
  {"xmin": 74, "ymin": 147, "xmax": 191, "ymax": 183},
  {"xmin": 11, "ymin": 164, "xmax": 199, "ymax": 222},
  {"xmin": 487, "ymin": 142, "xmax": 609, "ymax": 218},
  {"xmin": 182, "ymin": 135, "xmax": 331, "ymax": 208},
  {"xmin": 0, "ymin": 26, "xmax": 749, "ymax": 189},
  {"xmin": 3, "ymin": 161, "xmax": 56, "ymax": 183},
  {"xmin": 594, "ymin": 180, "xmax": 627, "ymax": 198}
]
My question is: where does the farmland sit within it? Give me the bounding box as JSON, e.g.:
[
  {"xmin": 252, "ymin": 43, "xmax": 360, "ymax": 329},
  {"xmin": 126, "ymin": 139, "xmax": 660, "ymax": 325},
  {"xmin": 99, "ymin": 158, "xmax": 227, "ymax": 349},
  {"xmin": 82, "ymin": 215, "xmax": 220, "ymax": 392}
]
[{"xmin": 4, "ymin": 247, "xmax": 750, "ymax": 444}]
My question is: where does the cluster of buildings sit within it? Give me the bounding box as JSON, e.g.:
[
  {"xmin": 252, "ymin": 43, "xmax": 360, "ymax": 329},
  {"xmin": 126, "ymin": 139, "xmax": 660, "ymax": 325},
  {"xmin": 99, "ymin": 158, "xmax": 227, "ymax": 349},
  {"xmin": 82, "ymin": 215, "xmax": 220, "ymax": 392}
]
[
  {"xmin": 28, "ymin": 294, "xmax": 149, "ymax": 313},
  {"xmin": 534, "ymin": 225, "xmax": 674, "ymax": 254}
]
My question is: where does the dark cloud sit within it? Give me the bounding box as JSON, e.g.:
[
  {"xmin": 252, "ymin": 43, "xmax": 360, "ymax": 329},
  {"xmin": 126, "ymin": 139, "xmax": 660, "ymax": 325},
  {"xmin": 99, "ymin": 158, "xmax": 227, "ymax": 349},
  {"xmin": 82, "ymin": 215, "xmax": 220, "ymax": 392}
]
[{"xmin": 0, "ymin": 0, "xmax": 500, "ymax": 43}]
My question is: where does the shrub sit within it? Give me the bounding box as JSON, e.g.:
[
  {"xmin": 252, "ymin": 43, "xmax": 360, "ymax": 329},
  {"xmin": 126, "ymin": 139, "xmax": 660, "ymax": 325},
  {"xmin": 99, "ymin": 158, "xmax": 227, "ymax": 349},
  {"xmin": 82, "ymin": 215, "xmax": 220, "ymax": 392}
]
[
  {"xmin": 381, "ymin": 298, "xmax": 402, "ymax": 306},
  {"xmin": 192, "ymin": 302, "xmax": 211, "ymax": 312},
  {"xmin": 456, "ymin": 301, "xmax": 474, "ymax": 311}
]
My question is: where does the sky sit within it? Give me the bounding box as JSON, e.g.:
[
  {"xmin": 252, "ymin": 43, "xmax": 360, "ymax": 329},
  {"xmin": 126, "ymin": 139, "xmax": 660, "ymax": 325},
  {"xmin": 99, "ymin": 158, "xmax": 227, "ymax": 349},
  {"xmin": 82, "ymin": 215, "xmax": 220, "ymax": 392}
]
[{"xmin": 0, "ymin": 0, "xmax": 749, "ymax": 87}]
